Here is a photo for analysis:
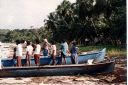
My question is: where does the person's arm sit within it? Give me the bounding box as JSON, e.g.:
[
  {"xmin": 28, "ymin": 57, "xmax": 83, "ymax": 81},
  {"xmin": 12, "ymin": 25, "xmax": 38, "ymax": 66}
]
[
  {"xmin": 47, "ymin": 42, "xmax": 51, "ymax": 47},
  {"xmin": 13, "ymin": 47, "xmax": 16, "ymax": 59},
  {"xmin": 52, "ymin": 50, "xmax": 55, "ymax": 56},
  {"xmin": 70, "ymin": 47, "xmax": 72, "ymax": 54},
  {"xmin": 75, "ymin": 46, "xmax": 79, "ymax": 54},
  {"xmin": 26, "ymin": 51, "xmax": 29, "ymax": 58}
]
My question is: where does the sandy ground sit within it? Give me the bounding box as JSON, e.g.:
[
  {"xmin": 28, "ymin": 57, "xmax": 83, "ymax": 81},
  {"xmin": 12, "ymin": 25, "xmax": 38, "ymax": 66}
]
[{"xmin": 0, "ymin": 43, "xmax": 126, "ymax": 85}]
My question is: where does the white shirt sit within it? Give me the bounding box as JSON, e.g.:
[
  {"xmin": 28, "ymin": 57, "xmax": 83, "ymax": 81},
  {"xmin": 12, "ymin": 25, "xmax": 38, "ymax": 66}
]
[
  {"xmin": 16, "ymin": 44, "xmax": 22, "ymax": 56},
  {"xmin": 26, "ymin": 45, "xmax": 33, "ymax": 55},
  {"xmin": 0, "ymin": 47, "xmax": 2, "ymax": 58},
  {"xmin": 51, "ymin": 45, "xmax": 56, "ymax": 55},
  {"xmin": 34, "ymin": 44, "xmax": 41, "ymax": 54}
]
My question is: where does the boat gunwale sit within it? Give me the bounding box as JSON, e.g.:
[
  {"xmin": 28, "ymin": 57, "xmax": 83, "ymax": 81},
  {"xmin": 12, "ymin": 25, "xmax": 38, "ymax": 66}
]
[
  {"xmin": 1, "ymin": 51, "xmax": 102, "ymax": 60},
  {"xmin": 1, "ymin": 60, "xmax": 115, "ymax": 70}
]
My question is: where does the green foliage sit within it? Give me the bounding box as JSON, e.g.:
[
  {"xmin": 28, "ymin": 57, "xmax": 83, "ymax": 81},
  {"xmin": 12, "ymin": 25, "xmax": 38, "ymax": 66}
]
[
  {"xmin": 0, "ymin": 27, "xmax": 52, "ymax": 43},
  {"xmin": 45, "ymin": 0, "xmax": 126, "ymax": 45},
  {"xmin": 78, "ymin": 45, "xmax": 126, "ymax": 57}
]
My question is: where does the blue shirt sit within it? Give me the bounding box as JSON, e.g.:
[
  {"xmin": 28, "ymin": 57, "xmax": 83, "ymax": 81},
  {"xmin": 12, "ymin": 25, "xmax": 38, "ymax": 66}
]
[
  {"xmin": 70, "ymin": 46, "xmax": 78, "ymax": 54},
  {"xmin": 60, "ymin": 42, "xmax": 68, "ymax": 56}
]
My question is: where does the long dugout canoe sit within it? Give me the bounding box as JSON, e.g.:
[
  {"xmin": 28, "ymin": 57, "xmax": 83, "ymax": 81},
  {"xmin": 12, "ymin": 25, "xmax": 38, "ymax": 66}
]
[
  {"xmin": 1, "ymin": 48, "xmax": 106, "ymax": 67},
  {"xmin": 0, "ymin": 59, "xmax": 115, "ymax": 77}
]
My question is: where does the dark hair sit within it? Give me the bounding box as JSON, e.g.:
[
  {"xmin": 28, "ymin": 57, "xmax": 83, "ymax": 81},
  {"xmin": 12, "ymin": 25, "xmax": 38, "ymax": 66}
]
[
  {"xmin": 20, "ymin": 40, "xmax": 25, "ymax": 44},
  {"xmin": 51, "ymin": 40, "xmax": 55, "ymax": 45},
  {"xmin": 32, "ymin": 44, "xmax": 35, "ymax": 48},
  {"xmin": 32, "ymin": 44, "xmax": 36, "ymax": 51},
  {"xmin": 15, "ymin": 40, "xmax": 20, "ymax": 44},
  {"xmin": 35, "ymin": 39, "xmax": 40, "ymax": 44},
  {"xmin": 61, "ymin": 39, "xmax": 66, "ymax": 43},
  {"xmin": 27, "ymin": 41, "xmax": 30, "ymax": 46},
  {"xmin": 72, "ymin": 42, "xmax": 76, "ymax": 46}
]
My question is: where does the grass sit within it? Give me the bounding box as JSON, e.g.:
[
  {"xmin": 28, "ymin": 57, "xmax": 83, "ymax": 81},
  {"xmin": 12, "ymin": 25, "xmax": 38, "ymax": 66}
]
[{"xmin": 78, "ymin": 45, "xmax": 126, "ymax": 57}]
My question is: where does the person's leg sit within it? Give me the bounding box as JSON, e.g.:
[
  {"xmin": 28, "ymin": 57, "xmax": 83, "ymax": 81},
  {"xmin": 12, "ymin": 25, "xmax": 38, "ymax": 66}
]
[
  {"xmin": 36, "ymin": 54, "xmax": 40, "ymax": 66},
  {"xmin": 34, "ymin": 54, "xmax": 37, "ymax": 65},
  {"xmin": 52, "ymin": 55, "xmax": 56, "ymax": 65},
  {"xmin": 28, "ymin": 55, "xmax": 31, "ymax": 66},
  {"xmin": 61, "ymin": 52, "xmax": 63, "ymax": 65},
  {"xmin": 63, "ymin": 55, "xmax": 66, "ymax": 64},
  {"xmin": 26, "ymin": 55, "xmax": 28, "ymax": 66},
  {"xmin": 75, "ymin": 54, "xmax": 78, "ymax": 64},
  {"xmin": 17, "ymin": 56, "xmax": 22, "ymax": 67},
  {"xmin": 19, "ymin": 56, "xmax": 22, "ymax": 66},
  {"xmin": 71, "ymin": 54, "xmax": 75, "ymax": 64},
  {"xmin": 61, "ymin": 52, "xmax": 66, "ymax": 65}
]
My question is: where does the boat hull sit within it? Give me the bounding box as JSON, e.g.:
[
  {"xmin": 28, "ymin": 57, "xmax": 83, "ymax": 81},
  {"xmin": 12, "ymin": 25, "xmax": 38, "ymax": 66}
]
[
  {"xmin": 0, "ymin": 60, "xmax": 115, "ymax": 77},
  {"xmin": 1, "ymin": 48, "xmax": 106, "ymax": 67}
]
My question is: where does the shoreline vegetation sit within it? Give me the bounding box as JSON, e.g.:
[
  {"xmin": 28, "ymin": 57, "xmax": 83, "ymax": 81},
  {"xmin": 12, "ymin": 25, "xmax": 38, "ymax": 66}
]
[{"xmin": 78, "ymin": 45, "xmax": 126, "ymax": 58}]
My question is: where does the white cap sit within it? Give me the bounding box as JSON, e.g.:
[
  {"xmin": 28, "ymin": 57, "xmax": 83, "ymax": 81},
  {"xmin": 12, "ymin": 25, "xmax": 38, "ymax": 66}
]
[{"xmin": 44, "ymin": 39, "xmax": 48, "ymax": 42}]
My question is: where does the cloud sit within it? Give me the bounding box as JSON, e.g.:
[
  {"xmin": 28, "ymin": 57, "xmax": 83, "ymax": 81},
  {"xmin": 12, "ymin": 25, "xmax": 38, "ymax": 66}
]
[{"xmin": 0, "ymin": 0, "xmax": 76, "ymax": 29}]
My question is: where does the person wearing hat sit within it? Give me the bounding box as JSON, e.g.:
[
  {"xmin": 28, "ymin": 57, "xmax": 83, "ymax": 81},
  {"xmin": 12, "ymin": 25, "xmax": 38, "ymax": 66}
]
[
  {"xmin": 70, "ymin": 41, "xmax": 78, "ymax": 64},
  {"xmin": 42, "ymin": 39, "xmax": 51, "ymax": 56}
]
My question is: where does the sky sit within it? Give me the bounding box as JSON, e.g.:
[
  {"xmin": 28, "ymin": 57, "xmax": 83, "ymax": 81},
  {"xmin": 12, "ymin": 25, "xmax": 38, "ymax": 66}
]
[{"xmin": 0, "ymin": 0, "xmax": 76, "ymax": 29}]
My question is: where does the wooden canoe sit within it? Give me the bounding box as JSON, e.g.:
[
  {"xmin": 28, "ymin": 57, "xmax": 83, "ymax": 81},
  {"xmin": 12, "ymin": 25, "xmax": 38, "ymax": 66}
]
[
  {"xmin": 1, "ymin": 48, "xmax": 106, "ymax": 67},
  {"xmin": 0, "ymin": 59, "xmax": 115, "ymax": 77}
]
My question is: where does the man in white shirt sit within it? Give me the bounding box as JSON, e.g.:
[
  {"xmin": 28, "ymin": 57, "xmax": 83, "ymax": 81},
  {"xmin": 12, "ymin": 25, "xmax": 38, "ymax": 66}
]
[
  {"xmin": 26, "ymin": 41, "xmax": 33, "ymax": 66},
  {"xmin": 34, "ymin": 39, "xmax": 41, "ymax": 66},
  {"xmin": 16, "ymin": 40, "xmax": 22, "ymax": 67},
  {"xmin": 51, "ymin": 41, "xmax": 56, "ymax": 65}
]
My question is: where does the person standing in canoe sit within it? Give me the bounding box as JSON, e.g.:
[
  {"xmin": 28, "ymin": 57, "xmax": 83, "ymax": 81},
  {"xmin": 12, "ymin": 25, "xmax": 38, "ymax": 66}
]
[
  {"xmin": 42, "ymin": 39, "xmax": 51, "ymax": 56},
  {"xmin": 26, "ymin": 41, "xmax": 33, "ymax": 66},
  {"xmin": 0, "ymin": 42, "xmax": 3, "ymax": 69},
  {"xmin": 33, "ymin": 39, "xmax": 41, "ymax": 66},
  {"xmin": 70, "ymin": 41, "xmax": 78, "ymax": 64},
  {"xmin": 15, "ymin": 40, "xmax": 23, "ymax": 67},
  {"xmin": 60, "ymin": 39, "xmax": 69, "ymax": 64},
  {"xmin": 50, "ymin": 40, "xmax": 57, "ymax": 65}
]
